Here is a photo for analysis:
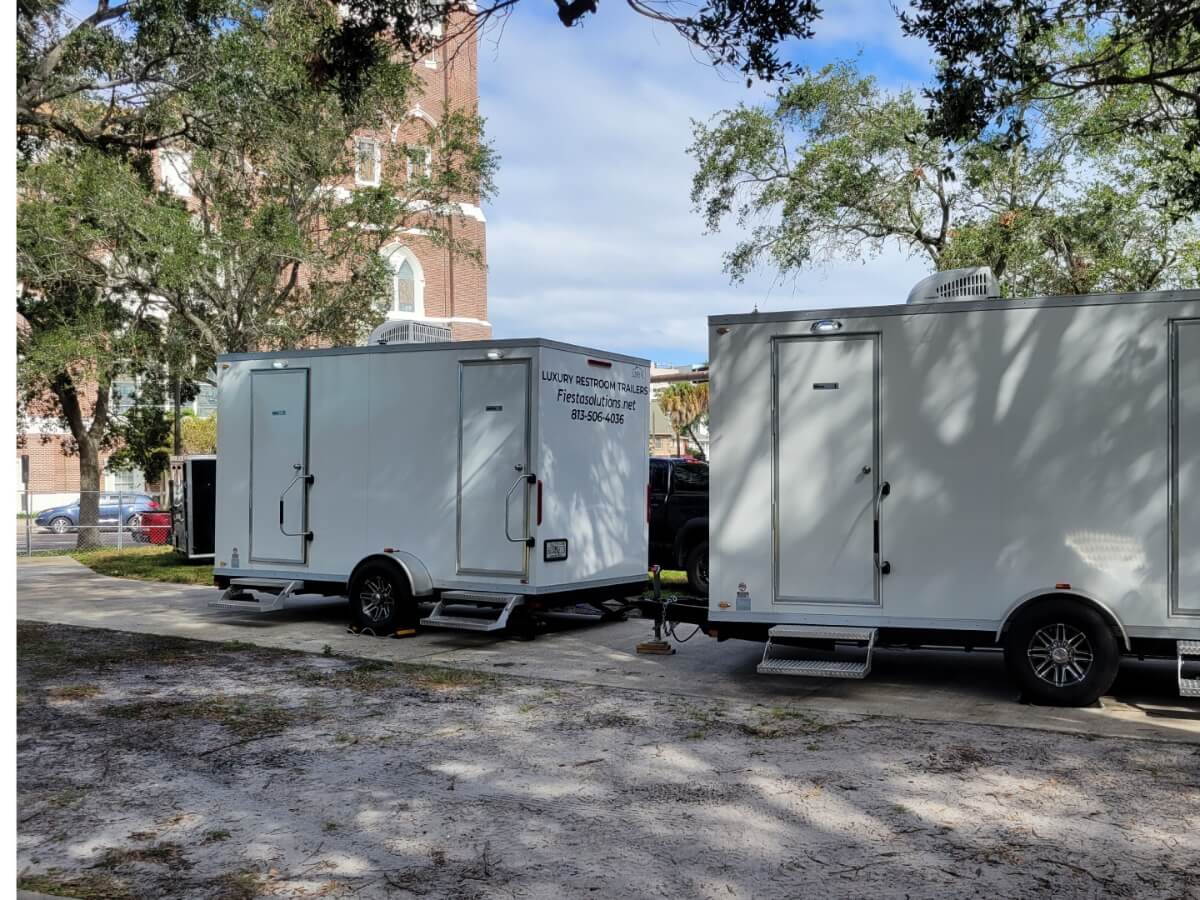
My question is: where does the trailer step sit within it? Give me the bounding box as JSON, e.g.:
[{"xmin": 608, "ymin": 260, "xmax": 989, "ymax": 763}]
[
  {"xmin": 757, "ymin": 625, "xmax": 877, "ymax": 680},
  {"xmin": 209, "ymin": 579, "xmax": 304, "ymax": 613},
  {"xmin": 440, "ymin": 590, "xmax": 524, "ymax": 607},
  {"xmin": 1179, "ymin": 641, "xmax": 1200, "ymax": 699},
  {"xmin": 757, "ymin": 658, "xmax": 871, "ymax": 678},
  {"xmin": 421, "ymin": 594, "xmax": 523, "ymax": 632},
  {"xmin": 766, "ymin": 625, "xmax": 877, "ymax": 642}
]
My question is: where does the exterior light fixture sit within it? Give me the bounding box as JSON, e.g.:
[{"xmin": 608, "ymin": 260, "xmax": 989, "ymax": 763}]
[
  {"xmin": 486, "ymin": 350, "xmax": 504, "ymax": 360},
  {"xmin": 811, "ymin": 319, "xmax": 843, "ymax": 334},
  {"xmin": 272, "ymin": 360, "xmax": 289, "ymax": 369}
]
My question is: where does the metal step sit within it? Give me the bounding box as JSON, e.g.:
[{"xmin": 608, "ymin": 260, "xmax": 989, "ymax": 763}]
[
  {"xmin": 1179, "ymin": 641, "xmax": 1200, "ymax": 698},
  {"xmin": 209, "ymin": 580, "xmax": 303, "ymax": 613},
  {"xmin": 758, "ymin": 625, "xmax": 877, "ymax": 680},
  {"xmin": 420, "ymin": 594, "xmax": 523, "ymax": 632},
  {"xmin": 757, "ymin": 658, "xmax": 871, "ymax": 679},
  {"xmin": 440, "ymin": 590, "xmax": 523, "ymax": 607},
  {"xmin": 768, "ymin": 625, "xmax": 877, "ymax": 642}
]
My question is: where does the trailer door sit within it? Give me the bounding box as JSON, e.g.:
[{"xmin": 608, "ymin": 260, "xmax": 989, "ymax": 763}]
[
  {"xmin": 458, "ymin": 359, "xmax": 531, "ymax": 577},
  {"xmin": 773, "ymin": 334, "xmax": 879, "ymax": 605},
  {"xmin": 249, "ymin": 369, "xmax": 310, "ymax": 564},
  {"xmin": 1173, "ymin": 320, "xmax": 1200, "ymax": 616}
]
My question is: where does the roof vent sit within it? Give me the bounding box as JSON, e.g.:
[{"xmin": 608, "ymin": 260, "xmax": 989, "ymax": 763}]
[
  {"xmin": 906, "ymin": 267, "xmax": 1000, "ymax": 304},
  {"xmin": 367, "ymin": 319, "xmax": 452, "ymax": 346}
]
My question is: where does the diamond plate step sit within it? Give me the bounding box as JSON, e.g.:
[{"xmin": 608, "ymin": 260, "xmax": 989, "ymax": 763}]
[
  {"xmin": 1178, "ymin": 640, "xmax": 1200, "ymax": 656},
  {"xmin": 420, "ymin": 594, "xmax": 524, "ymax": 632},
  {"xmin": 440, "ymin": 591, "xmax": 522, "ymax": 607},
  {"xmin": 757, "ymin": 658, "xmax": 870, "ymax": 679},
  {"xmin": 418, "ymin": 613, "xmax": 509, "ymax": 632},
  {"xmin": 1181, "ymin": 678, "xmax": 1200, "ymax": 699},
  {"xmin": 768, "ymin": 625, "xmax": 877, "ymax": 642},
  {"xmin": 1179, "ymin": 641, "xmax": 1200, "ymax": 699}
]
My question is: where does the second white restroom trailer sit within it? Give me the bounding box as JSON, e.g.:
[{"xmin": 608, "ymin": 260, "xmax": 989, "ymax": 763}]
[
  {"xmin": 212, "ymin": 340, "xmax": 650, "ymax": 634},
  {"xmin": 704, "ymin": 288, "xmax": 1200, "ymax": 706}
]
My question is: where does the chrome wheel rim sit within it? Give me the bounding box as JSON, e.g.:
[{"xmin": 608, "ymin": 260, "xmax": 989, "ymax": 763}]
[
  {"xmin": 1027, "ymin": 623, "xmax": 1093, "ymax": 688},
  {"xmin": 51, "ymin": 518, "xmax": 69, "ymax": 534},
  {"xmin": 359, "ymin": 576, "xmax": 395, "ymax": 624}
]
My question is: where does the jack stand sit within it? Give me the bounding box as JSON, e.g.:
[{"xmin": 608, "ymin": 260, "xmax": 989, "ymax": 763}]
[{"xmin": 637, "ymin": 566, "xmax": 675, "ymax": 655}]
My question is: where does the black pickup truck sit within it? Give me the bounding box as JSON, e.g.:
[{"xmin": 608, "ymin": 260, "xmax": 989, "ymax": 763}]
[{"xmin": 648, "ymin": 456, "xmax": 709, "ymax": 595}]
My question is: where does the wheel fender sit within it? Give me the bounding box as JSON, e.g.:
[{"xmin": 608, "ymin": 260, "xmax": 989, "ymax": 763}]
[
  {"xmin": 996, "ymin": 588, "xmax": 1130, "ymax": 651},
  {"xmin": 349, "ymin": 551, "xmax": 434, "ymax": 597}
]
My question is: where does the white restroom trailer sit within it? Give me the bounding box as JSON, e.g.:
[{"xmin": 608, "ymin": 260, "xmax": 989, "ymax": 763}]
[
  {"xmin": 211, "ymin": 340, "xmax": 651, "ymax": 634},
  {"xmin": 703, "ymin": 285, "xmax": 1200, "ymax": 705}
]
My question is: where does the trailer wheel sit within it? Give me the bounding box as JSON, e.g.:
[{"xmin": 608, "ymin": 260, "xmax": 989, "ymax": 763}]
[
  {"xmin": 685, "ymin": 541, "xmax": 709, "ymax": 597},
  {"xmin": 348, "ymin": 562, "xmax": 415, "ymax": 634},
  {"xmin": 1003, "ymin": 598, "xmax": 1119, "ymax": 707}
]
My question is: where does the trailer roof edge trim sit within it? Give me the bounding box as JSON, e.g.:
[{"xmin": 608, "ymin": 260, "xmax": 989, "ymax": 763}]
[
  {"xmin": 709, "ymin": 288, "xmax": 1200, "ymax": 327},
  {"xmin": 217, "ymin": 338, "xmax": 651, "ymax": 367}
]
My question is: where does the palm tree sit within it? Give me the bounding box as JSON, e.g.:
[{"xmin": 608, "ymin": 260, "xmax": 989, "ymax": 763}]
[{"xmin": 657, "ymin": 382, "xmax": 708, "ymax": 459}]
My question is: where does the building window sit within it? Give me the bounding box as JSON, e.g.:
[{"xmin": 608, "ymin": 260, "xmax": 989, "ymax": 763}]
[
  {"xmin": 109, "ymin": 468, "xmax": 145, "ymax": 494},
  {"xmin": 193, "ymin": 379, "xmax": 218, "ymax": 417},
  {"xmin": 111, "ymin": 377, "xmax": 139, "ymax": 415},
  {"xmin": 424, "ymin": 47, "xmax": 438, "ymax": 69},
  {"xmin": 160, "ymin": 149, "xmax": 192, "ymax": 198},
  {"xmin": 382, "ymin": 245, "xmax": 425, "ymax": 318},
  {"xmin": 393, "ymin": 258, "xmax": 416, "ymax": 313},
  {"xmin": 407, "ymin": 146, "xmax": 433, "ymax": 182},
  {"xmin": 355, "ymin": 138, "xmax": 381, "ymax": 186}
]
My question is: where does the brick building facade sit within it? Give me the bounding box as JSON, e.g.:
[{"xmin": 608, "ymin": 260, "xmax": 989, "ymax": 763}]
[{"xmin": 18, "ymin": 19, "xmax": 489, "ymax": 500}]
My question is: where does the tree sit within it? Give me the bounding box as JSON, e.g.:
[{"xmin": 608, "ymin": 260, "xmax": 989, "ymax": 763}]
[
  {"xmin": 17, "ymin": 150, "xmax": 168, "ymax": 547},
  {"xmin": 899, "ymin": 2, "xmax": 1200, "ymax": 209},
  {"xmin": 689, "ymin": 62, "xmax": 1199, "ymax": 296},
  {"xmin": 658, "ymin": 382, "xmax": 709, "ymax": 459},
  {"xmin": 17, "ymin": 0, "xmax": 824, "ymax": 156},
  {"xmin": 181, "ymin": 413, "xmax": 217, "ymax": 455},
  {"xmin": 106, "ymin": 376, "xmax": 172, "ymax": 488}
]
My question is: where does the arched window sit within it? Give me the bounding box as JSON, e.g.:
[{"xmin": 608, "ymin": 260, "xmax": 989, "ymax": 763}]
[
  {"xmin": 381, "ymin": 244, "xmax": 425, "ymax": 318},
  {"xmin": 393, "ymin": 258, "xmax": 415, "ymax": 313}
]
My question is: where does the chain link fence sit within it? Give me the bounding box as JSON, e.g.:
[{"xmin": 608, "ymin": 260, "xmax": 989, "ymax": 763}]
[{"xmin": 16, "ymin": 490, "xmax": 171, "ymax": 556}]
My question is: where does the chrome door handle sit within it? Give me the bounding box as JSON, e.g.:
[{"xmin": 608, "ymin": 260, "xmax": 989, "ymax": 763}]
[
  {"xmin": 504, "ymin": 473, "xmax": 537, "ymax": 546},
  {"xmin": 279, "ymin": 470, "xmax": 314, "ymax": 540}
]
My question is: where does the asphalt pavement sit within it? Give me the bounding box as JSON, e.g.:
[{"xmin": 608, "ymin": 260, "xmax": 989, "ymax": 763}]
[{"xmin": 17, "ymin": 556, "xmax": 1200, "ymax": 744}]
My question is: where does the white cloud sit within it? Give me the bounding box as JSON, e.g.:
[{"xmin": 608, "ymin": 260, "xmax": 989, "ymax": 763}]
[{"xmin": 478, "ymin": 3, "xmax": 934, "ymax": 362}]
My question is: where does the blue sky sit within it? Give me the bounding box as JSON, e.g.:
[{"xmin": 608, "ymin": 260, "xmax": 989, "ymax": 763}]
[{"xmin": 478, "ymin": 0, "xmax": 938, "ymax": 364}]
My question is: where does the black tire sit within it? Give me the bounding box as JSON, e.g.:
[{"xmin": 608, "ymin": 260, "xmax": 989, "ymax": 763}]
[
  {"xmin": 1004, "ymin": 598, "xmax": 1120, "ymax": 707},
  {"xmin": 49, "ymin": 516, "xmax": 72, "ymax": 535},
  {"xmin": 685, "ymin": 540, "xmax": 709, "ymax": 597},
  {"xmin": 348, "ymin": 562, "xmax": 415, "ymax": 634}
]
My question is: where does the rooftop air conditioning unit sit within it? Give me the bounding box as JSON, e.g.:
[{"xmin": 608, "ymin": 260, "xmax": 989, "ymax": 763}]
[
  {"xmin": 906, "ymin": 267, "xmax": 1001, "ymax": 304},
  {"xmin": 367, "ymin": 319, "xmax": 452, "ymax": 346}
]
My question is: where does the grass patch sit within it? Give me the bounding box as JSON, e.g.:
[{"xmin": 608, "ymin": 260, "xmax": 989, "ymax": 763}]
[
  {"xmin": 18, "ymin": 622, "xmax": 209, "ymax": 680},
  {"xmin": 46, "ymin": 683, "xmax": 101, "ymax": 701},
  {"xmin": 104, "ymin": 694, "xmax": 295, "ymax": 738},
  {"xmin": 19, "ymin": 871, "xmax": 135, "ymax": 899},
  {"xmin": 69, "ymin": 546, "xmax": 214, "ymax": 586},
  {"xmin": 402, "ymin": 664, "xmax": 497, "ymax": 692},
  {"xmin": 95, "ymin": 842, "xmax": 188, "ymax": 870},
  {"xmin": 215, "ymin": 871, "xmax": 262, "ymax": 900},
  {"xmin": 200, "ymin": 829, "xmax": 232, "ymax": 845},
  {"xmin": 295, "ymin": 660, "xmax": 398, "ymax": 691}
]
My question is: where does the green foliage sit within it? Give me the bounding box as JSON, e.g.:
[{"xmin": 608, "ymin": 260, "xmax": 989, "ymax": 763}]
[
  {"xmin": 901, "ymin": 1, "xmax": 1200, "ymax": 210},
  {"xmin": 690, "ymin": 60, "xmax": 1199, "ymax": 296},
  {"xmin": 181, "ymin": 414, "xmax": 218, "ymax": 455},
  {"xmin": 658, "ymin": 382, "xmax": 709, "ymax": 459},
  {"xmin": 107, "ymin": 378, "xmax": 172, "ymax": 485}
]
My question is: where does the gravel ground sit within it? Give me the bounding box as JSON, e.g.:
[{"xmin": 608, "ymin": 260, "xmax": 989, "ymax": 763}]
[{"xmin": 17, "ymin": 622, "xmax": 1200, "ymax": 899}]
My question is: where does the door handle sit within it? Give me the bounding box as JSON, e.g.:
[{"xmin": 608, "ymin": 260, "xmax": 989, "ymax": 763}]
[
  {"xmin": 279, "ymin": 470, "xmax": 314, "ymax": 540},
  {"xmin": 504, "ymin": 473, "xmax": 537, "ymax": 546}
]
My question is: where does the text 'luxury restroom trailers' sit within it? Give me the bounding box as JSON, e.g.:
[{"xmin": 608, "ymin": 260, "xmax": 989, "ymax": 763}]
[
  {"xmin": 701, "ymin": 284, "xmax": 1200, "ymax": 706},
  {"xmin": 211, "ymin": 339, "xmax": 651, "ymax": 634}
]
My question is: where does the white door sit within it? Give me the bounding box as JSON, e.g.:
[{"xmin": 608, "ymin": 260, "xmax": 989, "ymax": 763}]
[
  {"xmin": 1175, "ymin": 321, "xmax": 1200, "ymax": 615},
  {"xmin": 250, "ymin": 369, "xmax": 309, "ymax": 564},
  {"xmin": 458, "ymin": 360, "xmax": 531, "ymax": 576},
  {"xmin": 773, "ymin": 335, "xmax": 879, "ymax": 605}
]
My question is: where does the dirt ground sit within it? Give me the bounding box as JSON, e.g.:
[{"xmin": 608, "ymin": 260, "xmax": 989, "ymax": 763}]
[{"xmin": 17, "ymin": 623, "xmax": 1200, "ymax": 899}]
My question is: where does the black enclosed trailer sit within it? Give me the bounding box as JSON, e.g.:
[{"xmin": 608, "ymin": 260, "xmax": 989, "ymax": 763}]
[{"xmin": 169, "ymin": 455, "xmax": 216, "ymax": 561}]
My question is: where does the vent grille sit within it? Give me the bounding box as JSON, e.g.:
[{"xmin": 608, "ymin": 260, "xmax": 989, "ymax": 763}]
[
  {"xmin": 906, "ymin": 267, "xmax": 1001, "ymax": 304},
  {"xmin": 367, "ymin": 319, "xmax": 452, "ymax": 345}
]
